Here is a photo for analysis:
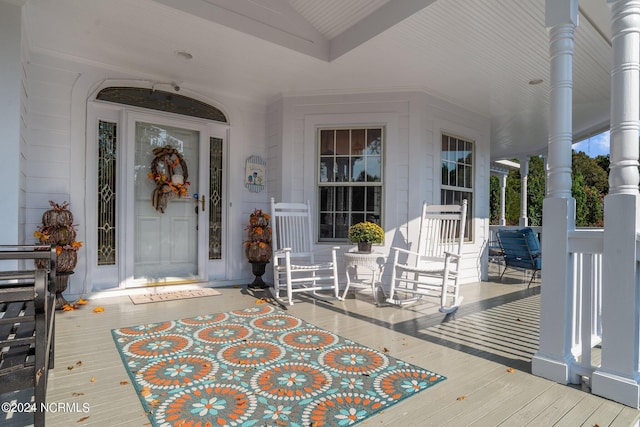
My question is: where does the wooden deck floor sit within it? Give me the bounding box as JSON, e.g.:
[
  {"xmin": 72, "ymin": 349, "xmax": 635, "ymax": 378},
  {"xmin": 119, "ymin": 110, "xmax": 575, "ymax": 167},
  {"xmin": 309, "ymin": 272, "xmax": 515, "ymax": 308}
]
[{"xmin": 2, "ymin": 269, "xmax": 640, "ymax": 426}]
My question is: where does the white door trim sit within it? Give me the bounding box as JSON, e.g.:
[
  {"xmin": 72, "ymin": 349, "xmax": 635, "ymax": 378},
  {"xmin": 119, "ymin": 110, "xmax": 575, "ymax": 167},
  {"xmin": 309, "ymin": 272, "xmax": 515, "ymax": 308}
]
[{"xmin": 86, "ymin": 101, "xmax": 229, "ymax": 290}]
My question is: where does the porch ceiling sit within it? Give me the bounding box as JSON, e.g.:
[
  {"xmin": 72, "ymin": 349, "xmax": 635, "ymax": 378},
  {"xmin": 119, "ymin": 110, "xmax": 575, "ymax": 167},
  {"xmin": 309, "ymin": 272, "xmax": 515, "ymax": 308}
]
[{"xmin": 21, "ymin": 0, "xmax": 611, "ymax": 160}]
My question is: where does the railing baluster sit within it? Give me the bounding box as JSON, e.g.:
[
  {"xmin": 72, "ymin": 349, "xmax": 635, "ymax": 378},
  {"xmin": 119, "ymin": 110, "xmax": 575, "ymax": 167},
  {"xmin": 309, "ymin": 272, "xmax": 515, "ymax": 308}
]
[{"xmin": 490, "ymin": 225, "xmax": 603, "ymax": 387}]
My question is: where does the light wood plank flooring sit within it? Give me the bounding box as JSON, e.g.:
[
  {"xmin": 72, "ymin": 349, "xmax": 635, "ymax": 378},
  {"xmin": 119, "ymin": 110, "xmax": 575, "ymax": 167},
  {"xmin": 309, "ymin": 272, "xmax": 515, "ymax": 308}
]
[{"xmin": 2, "ymin": 269, "xmax": 639, "ymax": 426}]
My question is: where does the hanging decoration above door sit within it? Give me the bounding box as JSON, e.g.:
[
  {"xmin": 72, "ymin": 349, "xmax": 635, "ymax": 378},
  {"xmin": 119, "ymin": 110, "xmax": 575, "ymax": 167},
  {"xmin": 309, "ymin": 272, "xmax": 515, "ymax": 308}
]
[
  {"xmin": 148, "ymin": 145, "xmax": 190, "ymax": 213},
  {"xmin": 245, "ymin": 155, "xmax": 266, "ymax": 193}
]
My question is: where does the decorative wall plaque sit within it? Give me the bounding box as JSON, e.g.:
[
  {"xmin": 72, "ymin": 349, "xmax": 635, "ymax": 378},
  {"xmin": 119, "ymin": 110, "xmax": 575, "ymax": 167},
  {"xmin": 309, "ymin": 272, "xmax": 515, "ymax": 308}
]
[{"xmin": 245, "ymin": 155, "xmax": 266, "ymax": 193}]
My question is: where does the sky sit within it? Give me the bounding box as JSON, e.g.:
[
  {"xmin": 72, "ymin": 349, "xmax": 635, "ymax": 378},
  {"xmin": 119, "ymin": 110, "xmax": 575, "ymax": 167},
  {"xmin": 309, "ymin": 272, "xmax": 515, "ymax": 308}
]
[{"xmin": 573, "ymin": 131, "xmax": 610, "ymax": 158}]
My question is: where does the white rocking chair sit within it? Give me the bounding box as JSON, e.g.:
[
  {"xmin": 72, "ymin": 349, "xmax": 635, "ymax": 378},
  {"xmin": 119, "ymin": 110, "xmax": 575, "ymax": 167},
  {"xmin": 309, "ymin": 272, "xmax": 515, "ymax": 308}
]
[
  {"xmin": 386, "ymin": 200, "xmax": 467, "ymax": 313},
  {"xmin": 269, "ymin": 198, "xmax": 340, "ymax": 306}
]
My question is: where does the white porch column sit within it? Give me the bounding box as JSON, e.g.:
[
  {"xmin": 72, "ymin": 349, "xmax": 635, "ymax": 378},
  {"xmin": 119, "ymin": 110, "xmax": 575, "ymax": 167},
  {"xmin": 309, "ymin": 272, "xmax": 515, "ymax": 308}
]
[
  {"xmin": 592, "ymin": 0, "xmax": 640, "ymax": 408},
  {"xmin": 531, "ymin": 0, "xmax": 577, "ymax": 384},
  {"xmin": 499, "ymin": 174, "xmax": 507, "ymax": 226},
  {"xmin": 519, "ymin": 158, "xmax": 529, "ymax": 227}
]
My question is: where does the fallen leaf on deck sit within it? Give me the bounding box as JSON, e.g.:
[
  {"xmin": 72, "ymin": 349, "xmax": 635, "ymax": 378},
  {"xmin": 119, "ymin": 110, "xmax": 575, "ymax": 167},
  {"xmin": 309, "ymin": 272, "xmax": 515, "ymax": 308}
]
[
  {"xmin": 506, "ymin": 367, "xmax": 515, "ymax": 373},
  {"xmin": 67, "ymin": 366, "xmax": 74, "ymax": 370},
  {"xmin": 233, "ymin": 284, "xmax": 240, "ymax": 288},
  {"xmin": 383, "ymin": 347, "xmax": 389, "ymax": 353},
  {"xmin": 76, "ymin": 298, "xmax": 89, "ymax": 305},
  {"xmin": 120, "ymin": 381, "xmax": 129, "ymax": 385},
  {"xmin": 76, "ymin": 361, "xmax": 82, "ymax": 367},
  {"xmin": 90, "ymin": 377, "xmax": 96, "ymax": 383},
  {"xmin": 93, "ymin": 306, "xmax": 104, "ymax": 313},
  {"xmin": 77, "ymin": 416, "xmax": 90, "ymax": 422},
  {"xmin": 71, "ymin": 392, "xmax": 84, "ymax": 397},
  {"xmin": 255, "ymin": 298, "xmax": 266, "ymax": 304},
  {"xmin": 140, "ymin": 386, "xmax": 151, "ymax": 397},
  {"xmin": 62, "ymin": 304, "xmax": 75, "ymax": 311},
  {"xmin": 457, "ymin": 396, "xmax": 466, "ymax": 401}
]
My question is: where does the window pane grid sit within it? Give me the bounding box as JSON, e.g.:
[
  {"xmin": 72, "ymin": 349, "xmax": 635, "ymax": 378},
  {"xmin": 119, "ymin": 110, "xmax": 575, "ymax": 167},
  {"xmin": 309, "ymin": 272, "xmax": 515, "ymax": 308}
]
[
  {"xmin": 97, "ymin": 120, "xmax": 117, "ymax": 266},
  {"xmin": 318, "ymin": 127, "xmax": 383, "ymax": 241},
  {"xmin": 209, "ymin": 137, "xmax": 223, "ymax": 260},
  {"xmin": 441, "ymin": 133, "xmax": 473, "ymax": 241}
]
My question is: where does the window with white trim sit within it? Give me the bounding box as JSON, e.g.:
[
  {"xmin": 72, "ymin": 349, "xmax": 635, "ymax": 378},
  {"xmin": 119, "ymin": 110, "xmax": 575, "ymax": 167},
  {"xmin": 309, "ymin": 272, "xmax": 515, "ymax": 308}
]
[
  {"xmin": 318, "ymin": 127, "xmax": 383, "ymax": 241},
  {"xmin": 441, "ymin": 133, "xmax": 474, "ymax": 240}
]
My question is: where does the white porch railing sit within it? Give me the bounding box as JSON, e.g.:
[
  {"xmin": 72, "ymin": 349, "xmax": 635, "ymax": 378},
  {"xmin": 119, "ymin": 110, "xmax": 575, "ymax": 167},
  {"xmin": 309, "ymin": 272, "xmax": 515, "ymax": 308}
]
[
  {"xmin": 567, "ymin": 228, "xmax": 603, "ymax": 380},
  {"xmin": 488, "ymin": 225, "xmax": 604, "ymax": 386}
]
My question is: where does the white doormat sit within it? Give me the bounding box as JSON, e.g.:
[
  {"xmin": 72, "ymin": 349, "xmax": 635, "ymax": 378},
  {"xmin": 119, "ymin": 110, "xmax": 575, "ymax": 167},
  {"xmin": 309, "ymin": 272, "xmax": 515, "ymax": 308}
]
[{"xmin": 129, "ymin": 288, "xmax": 222, "ymax": 304}]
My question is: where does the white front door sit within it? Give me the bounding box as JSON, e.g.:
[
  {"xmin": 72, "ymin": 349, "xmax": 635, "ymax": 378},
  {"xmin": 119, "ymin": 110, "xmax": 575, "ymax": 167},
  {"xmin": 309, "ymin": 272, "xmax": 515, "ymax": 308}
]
[{"xmin": 123, "ymin": 113, "xmax": 223, "ymax": 286}]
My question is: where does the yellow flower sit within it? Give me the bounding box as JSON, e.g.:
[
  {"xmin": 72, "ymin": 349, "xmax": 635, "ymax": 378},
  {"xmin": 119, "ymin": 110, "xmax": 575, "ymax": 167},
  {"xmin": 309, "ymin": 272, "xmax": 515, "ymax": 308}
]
[{"xmin": 348, "ymin": 221, "xmax": 385, "ymax": 244}]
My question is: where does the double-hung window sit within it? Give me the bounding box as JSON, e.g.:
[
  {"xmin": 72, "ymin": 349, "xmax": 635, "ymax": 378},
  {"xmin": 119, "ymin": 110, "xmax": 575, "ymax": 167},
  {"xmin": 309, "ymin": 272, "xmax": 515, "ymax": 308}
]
[
  {"xmin": 318, "ymin": 128, "xmax": 383, "ymax": 241},
  {"xmin": 441, "ymin": 133, "xmax": 474, "ymax": 240}
]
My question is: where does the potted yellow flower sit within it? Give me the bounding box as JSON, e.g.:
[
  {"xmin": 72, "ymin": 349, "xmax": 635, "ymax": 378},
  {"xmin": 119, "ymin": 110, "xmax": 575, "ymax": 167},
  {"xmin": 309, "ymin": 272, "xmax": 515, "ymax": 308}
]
[{"xmin": 348, "ymin": 221, "xmax": 384, "ymax": 253}]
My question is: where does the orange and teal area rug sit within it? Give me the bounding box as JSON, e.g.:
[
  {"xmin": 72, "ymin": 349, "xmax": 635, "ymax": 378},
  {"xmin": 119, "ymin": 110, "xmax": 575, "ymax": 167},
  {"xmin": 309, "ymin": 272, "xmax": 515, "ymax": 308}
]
[{"xmin": 111, "ymin": 305, "xmax": 445, "ymax": 426}]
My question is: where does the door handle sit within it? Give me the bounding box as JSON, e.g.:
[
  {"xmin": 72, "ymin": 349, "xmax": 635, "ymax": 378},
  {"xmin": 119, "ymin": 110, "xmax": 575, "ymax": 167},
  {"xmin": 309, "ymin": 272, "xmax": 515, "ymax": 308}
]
[{"xmin": 201, "ymin": 195, "xmax": 206, "ymax": 212}]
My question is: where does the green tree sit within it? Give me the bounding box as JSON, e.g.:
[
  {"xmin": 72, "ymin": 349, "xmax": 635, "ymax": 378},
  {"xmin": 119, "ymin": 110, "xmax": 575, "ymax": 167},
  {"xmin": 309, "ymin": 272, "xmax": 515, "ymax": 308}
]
[
  {"xmin": 488, "ymin": 152, "xmax": 608, "ymax": 228},
  {"xmin": 572, "ymin": 151, "xmax": 608, "ymax": 194},
  {"xmin": 594, "ymin": 154, "xmax": 610, "ymax": 176},
  {"xmin": 489, "ymin": 175, "xmax": 500, "ymax": 224},
  {"xmin": 572, "ymin": 172, "xmax": 588, "ymax": 226},
  {"xmin": 585, "ymin": 186, "xmax": 603, "ymax": 226},
  {"xmin": 506, "ymin": 169, "xmax": 521, "ymax": 225},
  {"xmin": 527, "ymin": 156, "xmax": 545, "ymax": 226}
]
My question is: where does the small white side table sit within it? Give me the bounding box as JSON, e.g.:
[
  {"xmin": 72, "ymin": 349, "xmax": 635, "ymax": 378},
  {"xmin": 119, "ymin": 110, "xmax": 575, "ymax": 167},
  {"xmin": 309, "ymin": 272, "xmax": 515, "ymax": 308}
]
[{"xmin": 343, "ymin": 251, "xmax": 385, "ymax": 304}]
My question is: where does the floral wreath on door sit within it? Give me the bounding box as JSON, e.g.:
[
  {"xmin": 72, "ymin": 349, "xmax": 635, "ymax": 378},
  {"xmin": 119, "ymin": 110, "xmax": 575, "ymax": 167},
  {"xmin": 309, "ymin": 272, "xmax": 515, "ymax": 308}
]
[{"xmin": 147, "ymin": 145, "xmax": 190, "ymax": 213}]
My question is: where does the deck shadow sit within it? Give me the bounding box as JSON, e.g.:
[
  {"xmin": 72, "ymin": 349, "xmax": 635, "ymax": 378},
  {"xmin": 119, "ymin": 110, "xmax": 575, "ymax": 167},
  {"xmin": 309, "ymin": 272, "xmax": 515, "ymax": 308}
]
[{"xmin": 300, "ymin": 285, "xmax": 542, "ymax": 373}]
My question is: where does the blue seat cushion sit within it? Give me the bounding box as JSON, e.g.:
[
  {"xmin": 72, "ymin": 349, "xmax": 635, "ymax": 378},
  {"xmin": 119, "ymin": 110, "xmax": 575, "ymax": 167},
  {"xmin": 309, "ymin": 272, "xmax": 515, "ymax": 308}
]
[
  {"xmin": 497, "ymin": 228, "xmax": 541, "ymax": 270},
  {"xmin": 520, "ymin": 228, "xmax": 541, "ymax": 254}
]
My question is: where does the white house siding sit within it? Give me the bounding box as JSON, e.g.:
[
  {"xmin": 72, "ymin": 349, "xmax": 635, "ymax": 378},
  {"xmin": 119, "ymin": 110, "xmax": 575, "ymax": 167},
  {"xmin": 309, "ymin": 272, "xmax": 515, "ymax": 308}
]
[
  {"xmin": 269, "ymin": 91, "xmax": 490, "ymax": 285},
  {"xmin": 17, "ymin": 53, "xmax": 490, "ymax": 296},
  {"xmin": 266, "ymin": 98, "xmax": 284, "ymax": 203}
]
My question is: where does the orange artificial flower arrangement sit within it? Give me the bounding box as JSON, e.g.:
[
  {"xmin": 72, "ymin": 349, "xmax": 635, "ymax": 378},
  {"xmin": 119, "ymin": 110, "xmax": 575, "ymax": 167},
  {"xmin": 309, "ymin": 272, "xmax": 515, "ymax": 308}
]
[
  {"xmin": 244, "ymin": 209, "xmax": 272, "ymax": 263},
  {"xmin": 34, "ymin": 201, "xmax": 82, "ymax": 272}
]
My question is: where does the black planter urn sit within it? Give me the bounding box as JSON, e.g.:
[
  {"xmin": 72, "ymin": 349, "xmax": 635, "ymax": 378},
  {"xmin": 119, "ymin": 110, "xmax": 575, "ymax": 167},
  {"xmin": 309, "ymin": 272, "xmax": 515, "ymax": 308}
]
[
  {"xmin": 248, "ymin": 261, "xmax": 269, "ymax": 289},
  {"xmin": 55, "ymin": 271, "xmax": 73, "ymax": 310}
]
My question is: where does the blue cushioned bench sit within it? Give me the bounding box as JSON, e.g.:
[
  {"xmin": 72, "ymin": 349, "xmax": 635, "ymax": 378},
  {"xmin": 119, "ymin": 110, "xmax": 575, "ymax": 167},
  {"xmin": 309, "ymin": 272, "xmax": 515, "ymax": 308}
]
[{"xmin": 496, "ymin": 228, "xmax": 541, "ymax": 287}]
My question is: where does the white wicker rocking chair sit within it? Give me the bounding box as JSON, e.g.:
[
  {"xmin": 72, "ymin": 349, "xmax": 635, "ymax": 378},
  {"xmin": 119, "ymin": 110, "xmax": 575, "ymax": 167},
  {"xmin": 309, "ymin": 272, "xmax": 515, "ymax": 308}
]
[
  {"xmin": 269, "ymin": 198, "xmax": 340, "ymax": 306},
  {"xmin": 386, "ymin": 200, "xmax": 467, "ymax": 313}
]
